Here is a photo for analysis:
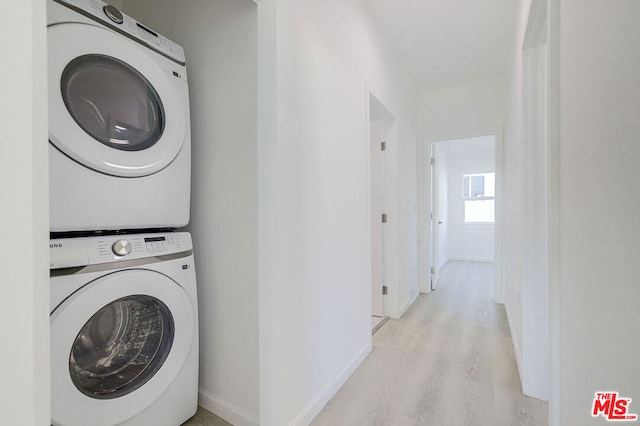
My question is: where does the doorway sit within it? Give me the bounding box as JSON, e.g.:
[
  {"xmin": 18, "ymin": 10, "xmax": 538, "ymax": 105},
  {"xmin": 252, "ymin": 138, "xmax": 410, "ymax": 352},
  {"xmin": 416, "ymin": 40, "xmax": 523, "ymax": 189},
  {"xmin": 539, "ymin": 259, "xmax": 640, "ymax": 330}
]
[
  {"xmin": 428, "ymin": 135, "xmax": 499, "ymax": 296},
  {"xmin": 369, "ymin": 93, "xmax": 395, "ymax": 330}
]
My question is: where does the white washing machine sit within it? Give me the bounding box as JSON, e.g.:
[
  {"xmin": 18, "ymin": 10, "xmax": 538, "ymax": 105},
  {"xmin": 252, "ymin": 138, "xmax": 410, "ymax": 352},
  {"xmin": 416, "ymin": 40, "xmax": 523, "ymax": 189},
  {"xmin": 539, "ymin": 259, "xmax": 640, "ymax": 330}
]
[
  {"xmin": 48, "ymin": 0, "xmax": 191, "ymax": 232},
  {"xmin": 50, "ymin": 232, "xmax": 198, "ymax": 426}
]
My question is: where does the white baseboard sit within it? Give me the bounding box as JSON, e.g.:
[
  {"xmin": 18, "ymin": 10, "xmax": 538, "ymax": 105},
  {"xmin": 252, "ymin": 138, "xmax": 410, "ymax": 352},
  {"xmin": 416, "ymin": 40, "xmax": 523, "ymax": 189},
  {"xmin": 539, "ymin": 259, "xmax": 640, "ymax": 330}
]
[
  {"xmin": 289, "ymin": 343, "xmax": 371, "ymax": 426},
  {"xmin": 449, "ymin": 256, "xmax": 494, "ymax": 263},
  {"xmin": 198, "ymin": 387, "xmax": 259, "ymax": 426},
  {"xmin": 438, "ymin": 258, "xmax": 449, "ymax": 269},
  {"xmin": 398, "ymin": 292, "xmax": 420, "ymax": 318},
  {"xmin": 504, "ymin": 302, "xmax": 524, "ymax": 392}
]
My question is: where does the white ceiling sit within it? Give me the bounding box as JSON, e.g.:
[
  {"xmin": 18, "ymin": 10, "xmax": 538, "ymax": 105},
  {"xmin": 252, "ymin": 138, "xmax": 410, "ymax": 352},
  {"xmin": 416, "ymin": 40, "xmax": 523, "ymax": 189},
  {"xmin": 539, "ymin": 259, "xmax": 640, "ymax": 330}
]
[{"xmin": 363, "ymin": 0, "xmax": 518, "ymax": 93}]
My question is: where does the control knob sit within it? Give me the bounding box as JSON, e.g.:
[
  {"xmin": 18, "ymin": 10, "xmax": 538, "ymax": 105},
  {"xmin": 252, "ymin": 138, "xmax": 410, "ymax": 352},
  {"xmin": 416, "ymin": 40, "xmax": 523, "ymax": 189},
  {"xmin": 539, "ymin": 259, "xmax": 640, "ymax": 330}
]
[
  {"xmin": 103, "ymin": 5, "xmax": 124, "ymax": 24},
  {"xmin": 112, "ymin": 239, "xmax": 132, "ymax": 257}
]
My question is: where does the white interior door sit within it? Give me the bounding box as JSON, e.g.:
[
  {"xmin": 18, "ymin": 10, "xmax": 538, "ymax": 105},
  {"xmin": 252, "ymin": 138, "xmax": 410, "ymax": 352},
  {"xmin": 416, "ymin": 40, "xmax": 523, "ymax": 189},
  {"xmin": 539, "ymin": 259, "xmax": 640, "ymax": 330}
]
[
  {"xmin": 370, "ymin": 121, "xmax": 384, "ymax": 316},
  {"xmin": 430, "ymin": 143, "xmax": 441, "ymax": 290}
]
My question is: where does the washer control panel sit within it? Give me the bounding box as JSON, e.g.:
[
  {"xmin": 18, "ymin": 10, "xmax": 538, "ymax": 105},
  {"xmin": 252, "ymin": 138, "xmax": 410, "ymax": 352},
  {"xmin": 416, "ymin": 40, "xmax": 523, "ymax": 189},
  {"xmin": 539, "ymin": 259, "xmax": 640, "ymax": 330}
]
[
  {"xmin": 50, "ymin": 232, "xmax": 192, "ymax": 269},
  {"xmin": 52, "ymin": 0, "xmax": 185, "ymax": 63}
]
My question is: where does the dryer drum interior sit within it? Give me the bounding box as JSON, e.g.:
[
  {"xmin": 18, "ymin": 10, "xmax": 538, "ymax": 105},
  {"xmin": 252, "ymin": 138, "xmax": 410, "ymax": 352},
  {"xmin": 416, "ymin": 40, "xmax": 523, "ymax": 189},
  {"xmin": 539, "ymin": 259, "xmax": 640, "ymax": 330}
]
[{"xmin": 69, "ymin": 295, "xmax": 175, "ymax": 399}]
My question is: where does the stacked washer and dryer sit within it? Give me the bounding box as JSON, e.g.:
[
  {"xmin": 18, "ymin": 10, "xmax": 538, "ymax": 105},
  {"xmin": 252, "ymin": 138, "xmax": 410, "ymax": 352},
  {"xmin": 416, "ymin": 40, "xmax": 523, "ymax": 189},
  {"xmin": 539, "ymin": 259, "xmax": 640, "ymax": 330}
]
[{"xmin": 47, "ymin": 1, "xmax": 198, "ymax": 425}]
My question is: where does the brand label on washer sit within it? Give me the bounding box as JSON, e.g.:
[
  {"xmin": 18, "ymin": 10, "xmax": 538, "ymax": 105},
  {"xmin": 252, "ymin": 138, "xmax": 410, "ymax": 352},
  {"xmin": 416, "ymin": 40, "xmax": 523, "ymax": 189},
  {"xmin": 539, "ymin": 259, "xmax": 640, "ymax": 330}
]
[{"xmin": 49, "ymin": 239, "xmax": 89, "ymax": 269}]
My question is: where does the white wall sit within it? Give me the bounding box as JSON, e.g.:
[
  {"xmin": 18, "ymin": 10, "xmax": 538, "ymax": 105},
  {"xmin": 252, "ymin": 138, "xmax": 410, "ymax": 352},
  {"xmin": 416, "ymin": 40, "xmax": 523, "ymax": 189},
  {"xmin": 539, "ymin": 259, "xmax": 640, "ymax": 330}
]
[
  {"xmin": 554, "ymin": 0, "xmax": 640, "ymax": 424},
  {"xmin": 418, "ymin": 76, "xmax": 505, "ymax": 143},
  {"xmin": 122, "ymin": 2, "xmax": 260, "ymax": 424},
  {"xmin": 444, "ymin": 139, "xmax": 495, "ymax": 263},
  {"xmin": 258, "ymin": 0, "xmax": 417, "ymax": 423},
  {"xmin": 0, "ymin": 0, "xmax": 49, "ymax": 424},
  {"xmin": 257, "ymin": 1, "xmax": 278, "ymax": 424}
]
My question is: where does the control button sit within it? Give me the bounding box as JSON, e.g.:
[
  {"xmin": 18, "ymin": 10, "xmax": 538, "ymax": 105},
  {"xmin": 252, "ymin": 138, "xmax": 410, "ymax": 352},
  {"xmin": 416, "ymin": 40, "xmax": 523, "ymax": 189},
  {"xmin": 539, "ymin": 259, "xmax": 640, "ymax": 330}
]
[
  {"xmin": 103, "ymin": 5, "xmax": 124, "ymax": 24},
  {"xmin": 112, "ymin": 240, "xmax": 132, "ymax": 257}
]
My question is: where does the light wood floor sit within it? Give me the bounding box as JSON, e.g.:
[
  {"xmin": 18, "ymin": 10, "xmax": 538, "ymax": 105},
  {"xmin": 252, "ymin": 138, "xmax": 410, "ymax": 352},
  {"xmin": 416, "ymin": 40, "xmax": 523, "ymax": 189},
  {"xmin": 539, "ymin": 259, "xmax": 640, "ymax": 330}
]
[
  {"xmin": 183, "ymin": 261, "xmax": 547, "ymax": 426},
  {"xmin": 312, "ymin": 261, "xmax": 548, "ymax": 426},
  {"xmin": 182, "ymin": 406, "xmax": 232, "ymax": 426}
]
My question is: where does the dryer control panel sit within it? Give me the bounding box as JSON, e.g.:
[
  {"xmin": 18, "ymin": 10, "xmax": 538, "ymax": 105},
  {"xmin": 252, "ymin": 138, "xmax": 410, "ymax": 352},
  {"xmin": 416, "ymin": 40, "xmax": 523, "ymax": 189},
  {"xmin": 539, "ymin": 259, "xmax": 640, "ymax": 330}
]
[
  {"xmin": 52, "ymin": 0, "xmax": 186, "ymax": 64},
  {"xmin": 50, "ymin": 232, "xmax": 192, "ymax": 269}
]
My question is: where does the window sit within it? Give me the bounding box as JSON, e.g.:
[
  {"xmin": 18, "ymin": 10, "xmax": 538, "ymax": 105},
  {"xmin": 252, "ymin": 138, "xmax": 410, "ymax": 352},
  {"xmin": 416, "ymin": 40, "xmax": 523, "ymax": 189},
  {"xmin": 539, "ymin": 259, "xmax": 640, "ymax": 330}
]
[{"xmin": 463, "ymin": 173, "xmax": 495, "ymax": 223}]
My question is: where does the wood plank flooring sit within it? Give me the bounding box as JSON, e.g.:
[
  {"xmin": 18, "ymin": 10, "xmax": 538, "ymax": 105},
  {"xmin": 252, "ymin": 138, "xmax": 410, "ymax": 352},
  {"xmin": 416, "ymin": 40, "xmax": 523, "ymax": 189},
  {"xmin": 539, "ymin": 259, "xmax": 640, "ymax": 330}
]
[
  {"xmin": 182, "ymin": 406, "xmax": 232, "ymax": 426},
  {"xmin": 312, "ymin": 261, "xmax": 548, "ymax": 426}
]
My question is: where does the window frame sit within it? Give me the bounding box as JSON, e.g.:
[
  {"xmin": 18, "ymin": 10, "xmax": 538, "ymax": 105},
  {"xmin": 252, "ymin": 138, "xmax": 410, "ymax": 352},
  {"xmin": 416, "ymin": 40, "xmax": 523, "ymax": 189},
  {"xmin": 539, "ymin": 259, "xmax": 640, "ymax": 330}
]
[{"xmin": 462, "ymin": 172, "xmax": 495, "ymax": 224}]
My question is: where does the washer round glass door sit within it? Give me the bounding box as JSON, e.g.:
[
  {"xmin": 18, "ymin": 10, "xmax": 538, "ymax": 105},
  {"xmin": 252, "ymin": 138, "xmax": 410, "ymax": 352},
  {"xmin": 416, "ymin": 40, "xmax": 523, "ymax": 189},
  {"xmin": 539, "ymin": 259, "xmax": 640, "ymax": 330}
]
[
  {"xmin": 50, "ymin": 270, "xmax": 195, "ymax": 426},
  {"xmin": 69, "ymin": 294, "xmax": 174, "ymax": 399},
  {"xmin": 48, "ymin": 23, "xmax": 186, "ymax": 177}
]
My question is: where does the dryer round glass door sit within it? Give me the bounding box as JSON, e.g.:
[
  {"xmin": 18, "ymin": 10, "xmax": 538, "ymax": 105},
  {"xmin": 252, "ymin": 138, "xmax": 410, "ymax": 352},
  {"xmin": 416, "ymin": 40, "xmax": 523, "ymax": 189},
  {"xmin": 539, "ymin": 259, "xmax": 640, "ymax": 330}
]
[
  {"xmin": 50, "ymin": 270, "xmax": 195, "ymax": 426},
  {"xmin": 61, "ymin": 55, "xmax": 165, "ymax": 153},
  {"xmin": 48, "ymin": 23, "xmax": 187, "ymax": 177}
]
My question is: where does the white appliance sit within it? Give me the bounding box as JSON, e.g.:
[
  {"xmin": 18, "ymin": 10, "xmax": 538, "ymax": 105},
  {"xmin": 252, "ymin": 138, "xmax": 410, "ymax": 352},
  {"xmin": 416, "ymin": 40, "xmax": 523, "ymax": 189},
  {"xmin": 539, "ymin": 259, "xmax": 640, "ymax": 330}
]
[
  {"xmin": 48, "ymin": 0, "xmax": 191, "ymax": 232},
  {"xmin": 50, "ymin": 232, "xmax": 198, "ymax": 426}
]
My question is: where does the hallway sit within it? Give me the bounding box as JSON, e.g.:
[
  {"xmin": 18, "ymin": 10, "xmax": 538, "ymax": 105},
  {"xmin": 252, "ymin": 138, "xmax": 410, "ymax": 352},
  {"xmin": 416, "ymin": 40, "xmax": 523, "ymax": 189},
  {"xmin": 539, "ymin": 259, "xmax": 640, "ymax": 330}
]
[{"xmin": 312, "ymin": 261, "xmax": 547, "ymax": 425}]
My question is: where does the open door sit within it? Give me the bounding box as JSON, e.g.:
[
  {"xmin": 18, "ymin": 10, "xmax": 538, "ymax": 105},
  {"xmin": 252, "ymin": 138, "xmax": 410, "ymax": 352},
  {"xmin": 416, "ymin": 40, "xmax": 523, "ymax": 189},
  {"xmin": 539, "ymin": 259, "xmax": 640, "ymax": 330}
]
[
  {"xmin": 430, "ymin": 143, "xmax": 441, "ymax": 290},
  {"xmin": 370, "ymin": 120, "xmax": 385, "ymax": 317},
  {"xmin": 369, "ymin": 93, "xmax": 395, "ymax": 324}
]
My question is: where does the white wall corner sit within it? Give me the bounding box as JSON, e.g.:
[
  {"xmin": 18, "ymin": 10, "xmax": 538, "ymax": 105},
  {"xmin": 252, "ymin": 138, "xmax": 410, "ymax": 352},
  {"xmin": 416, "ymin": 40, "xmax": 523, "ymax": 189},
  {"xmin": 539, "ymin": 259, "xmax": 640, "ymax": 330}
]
[{"xmin": 547, "ymin": 0, "xmax": 561, "ymax": 423}]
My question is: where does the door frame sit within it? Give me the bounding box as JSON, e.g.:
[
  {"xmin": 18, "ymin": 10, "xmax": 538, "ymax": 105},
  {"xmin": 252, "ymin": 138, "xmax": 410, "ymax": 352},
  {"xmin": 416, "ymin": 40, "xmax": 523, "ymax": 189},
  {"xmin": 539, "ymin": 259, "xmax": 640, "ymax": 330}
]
[
  {"xmin": 429, "ymin": 142, "xmax": 440, "ymax": 290},
  {"xmin": 418, "ymin": 129, "xmax": 505, "ymax": 302},
  {"xmin": 369, "ymin": 119, "xmax": 385, "ymax": 317},
  {"xmin": 367, "ymin": 91, "xmax": 396, "ymax": 319},
  {"xmin": 518, "ymin": 0, "xmax": 556, "ymax": 404}
]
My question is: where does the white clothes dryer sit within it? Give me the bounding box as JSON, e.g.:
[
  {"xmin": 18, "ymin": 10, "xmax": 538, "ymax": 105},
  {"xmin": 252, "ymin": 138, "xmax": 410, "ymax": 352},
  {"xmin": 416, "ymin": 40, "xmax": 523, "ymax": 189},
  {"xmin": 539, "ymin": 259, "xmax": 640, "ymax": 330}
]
[
  {"xmin": 48, "ymin": 0, "xmax": 191, "ymax": 232},
  {"xmin": 49, "ymin": 232, "xmax": 198, "ymax": 426}
]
